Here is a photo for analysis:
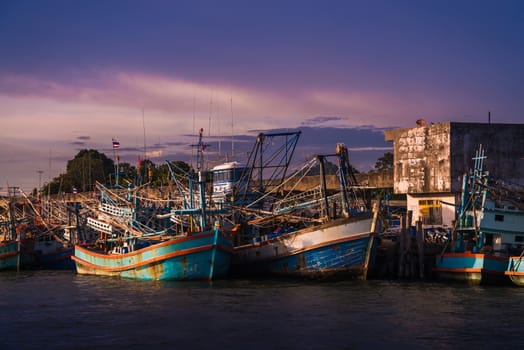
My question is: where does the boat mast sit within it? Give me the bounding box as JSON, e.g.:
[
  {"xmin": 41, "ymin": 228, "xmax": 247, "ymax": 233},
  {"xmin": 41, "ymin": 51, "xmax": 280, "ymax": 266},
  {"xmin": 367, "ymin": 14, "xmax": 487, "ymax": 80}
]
[
  {"xmin": 317, "ymin": 155, "xmax": 330, "ymax": 220},
  {"xmin": 336, "ymin": 143, "xmax": 351, "ymax": 216}
]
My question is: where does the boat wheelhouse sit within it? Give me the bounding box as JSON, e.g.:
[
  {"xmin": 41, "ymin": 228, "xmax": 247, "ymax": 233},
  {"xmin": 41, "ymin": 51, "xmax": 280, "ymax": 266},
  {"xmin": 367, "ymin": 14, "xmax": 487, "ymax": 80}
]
[{"xmin": 211, "ymin": 161, "xmax": 249, "ymax": 204}]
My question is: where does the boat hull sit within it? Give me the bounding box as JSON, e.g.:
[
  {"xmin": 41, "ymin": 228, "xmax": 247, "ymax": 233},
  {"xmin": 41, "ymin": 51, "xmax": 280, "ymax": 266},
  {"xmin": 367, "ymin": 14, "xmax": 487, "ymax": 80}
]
[
  {"xmin": 35, "ymin": 247, "xmax": 75, "ymax": 270},
  {"xmin": 21, "ymin": 239, "xmax": 75, "ymax": 270},
  {"xmin": 434, "ymin": 252, "xmax": 509, "ymax": 285},
  {"xmin": 0, "ymin": 240, "xmax": 19, "ymax": 271},
  {"xmin": 505, "ymin": 256, "xmax": 524, "ymax": 287},
  {"xmin": 232, "ymin": 215, "xmax": 375, "ymax": 278},
  {"xmin": 72, "ymin": 232, "xmax": 233, "ymax": 281}
]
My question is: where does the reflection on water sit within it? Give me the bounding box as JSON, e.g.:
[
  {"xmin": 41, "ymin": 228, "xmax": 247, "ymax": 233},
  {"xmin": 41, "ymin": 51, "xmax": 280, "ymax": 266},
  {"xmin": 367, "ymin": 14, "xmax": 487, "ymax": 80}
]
[{"xmin": 1, "ymin": 271, "xmax": 523, "ymax": 349}]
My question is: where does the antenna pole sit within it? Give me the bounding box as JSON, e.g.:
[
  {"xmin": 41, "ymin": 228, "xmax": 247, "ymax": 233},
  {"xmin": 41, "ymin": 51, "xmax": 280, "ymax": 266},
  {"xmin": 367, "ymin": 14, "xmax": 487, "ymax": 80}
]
[
  {"xmin": 142, "ymin": 108, "xmax": 147, "ymax": 161},
  {"xmin": 231, "ymin": 94, "xmax": 235, "ymax": 157}
]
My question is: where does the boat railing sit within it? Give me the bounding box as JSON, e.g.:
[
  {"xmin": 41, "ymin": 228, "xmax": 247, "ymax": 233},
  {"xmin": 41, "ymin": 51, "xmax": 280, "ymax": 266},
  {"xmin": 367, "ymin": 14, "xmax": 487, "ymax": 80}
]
[
  {"xmin": 100, "ymin": 203, "xmax": 133, "ymax": 218},
  {"xmin": 272, "ymin": 186, "xmax": 323, "ymax": 213},
  {"xmin": 87, "ymin": 217, "xmax": 113, "ymax": 234}
]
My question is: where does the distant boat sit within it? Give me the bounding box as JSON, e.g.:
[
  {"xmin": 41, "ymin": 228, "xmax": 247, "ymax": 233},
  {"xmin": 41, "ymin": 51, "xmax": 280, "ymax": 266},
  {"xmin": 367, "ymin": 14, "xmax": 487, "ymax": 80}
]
[
  {"xmin": 17, "ymin": 193, "xmax": 83, "ymax": 270},
  {"xmin": 1, "ymin": 196, "xmax": 21, "ymax": 271},
  {"xmin": 32, "ymin": 238, "xmax": 75, "ymax": 270},
  {"xmin": 223, "ymin": 143, "xmax": 379, "ymax": 279},
  {"xmin": 506, "ymin": 253, "xmax": 524, "ymax": 286},
  {"xmin": 0, "ymin": 240, "xmax": 19, "ymax": 271},
  {"xmin": 72, "ymin": 172, "xmax": 233, "ymax": 281},
  {"xmin": 434, "ymin": 145, "xmax": 524, "ymax": 285}
]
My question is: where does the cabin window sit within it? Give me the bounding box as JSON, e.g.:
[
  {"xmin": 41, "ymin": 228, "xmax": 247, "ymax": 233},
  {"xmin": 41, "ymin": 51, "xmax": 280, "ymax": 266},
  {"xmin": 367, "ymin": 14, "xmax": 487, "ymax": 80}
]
[
  {"xmin": 515, "ymin": 236, "xmax": 523, "ymax": 243},
  {"xmin": 495, "ymin": 202, "xmax": 504, "ymax": 209},
  {"xmin": 495, "ymin": 214, "xmax": 504, "ymax": 222}
]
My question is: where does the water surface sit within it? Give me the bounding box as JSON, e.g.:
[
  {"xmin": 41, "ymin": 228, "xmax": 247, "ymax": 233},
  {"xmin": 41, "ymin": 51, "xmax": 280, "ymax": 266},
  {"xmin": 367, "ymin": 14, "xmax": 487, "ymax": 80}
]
[{"xmin": 1, "ymin": 271, "xmax": 522, "ymax": 349}]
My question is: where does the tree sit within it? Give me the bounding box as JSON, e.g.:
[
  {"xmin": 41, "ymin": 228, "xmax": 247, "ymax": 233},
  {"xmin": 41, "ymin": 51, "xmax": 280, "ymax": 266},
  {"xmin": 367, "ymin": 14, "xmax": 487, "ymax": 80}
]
[
  {"xmin": 45, "ymin": 149, "xmax": 114, "ymax": 194},
  {"xmin": 374, "ymin": 152, "xmax": 393, "ymax": 171},
  {"xmin": 156, "ymin": 161, "xmax": 192, "ymax": 187},
  {"xmin": 116, "ymin": 162, "xmax": 138, "ymax": 187},
  {"xmin": 137, "ymin": 159, "xmax": 155, "ymax": 185},
  {"xmin": 66, "ymin": 149, "xmax": 114, "ymax": 191},
  {"xmin": 42, "ymin": 149, "xmax": 193, "ymax": 194}
]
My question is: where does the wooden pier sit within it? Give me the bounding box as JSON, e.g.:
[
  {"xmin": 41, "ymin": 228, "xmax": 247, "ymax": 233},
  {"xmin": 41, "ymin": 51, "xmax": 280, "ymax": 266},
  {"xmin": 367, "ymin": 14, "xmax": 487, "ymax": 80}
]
[{"xmin": 369, "ymin": 211, "xmax": 447, "ymax": 280}]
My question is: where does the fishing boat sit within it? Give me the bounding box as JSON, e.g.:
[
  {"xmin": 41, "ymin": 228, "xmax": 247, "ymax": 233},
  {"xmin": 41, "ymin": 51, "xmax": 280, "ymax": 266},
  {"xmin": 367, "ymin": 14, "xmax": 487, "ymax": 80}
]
[
  {"xmin": 503, "ymin": 185, "xmax": 524, "ymax": 286},
  {"xmin": 73, "ymin": 228, "xmax": 231, "ymax": 280},
  {"xmin": 72, "ymin": 168, "xmax": 233, "ymax": 281},
  {"xmin": 31, "ymin": 236, "xmax": 75, "ymax": 270},
  {"xmin": 506, "ymin": 253, "xmax": 524, "ymax": 286},
  {"xmin": 0, "ymin": 196, "xmax": 21, "ymax": 270},
  {"xmin": 434, "ymin": 145, "xmax": 524, "ymax": 285},
  {"xmin": 226, "ymin": 142, "xmax": 379, "ymax": 279},
  {"xmin": 15, "ymin": 192, "xmax": 87, "ymax": 270},
  {"xmin": 0, "ymin": 240, "xmax": 19, "ymax": 271},
  {"xmin": 17, "ymin": 226, "xmax": 75, "ymax": 270}
]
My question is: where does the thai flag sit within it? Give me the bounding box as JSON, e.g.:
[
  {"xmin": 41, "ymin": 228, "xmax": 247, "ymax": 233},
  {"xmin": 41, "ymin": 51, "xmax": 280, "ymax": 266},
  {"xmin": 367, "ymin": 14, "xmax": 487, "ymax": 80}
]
[{"xmin": 112, "ymin": 138, "xmax": 120, "ymax": 149}]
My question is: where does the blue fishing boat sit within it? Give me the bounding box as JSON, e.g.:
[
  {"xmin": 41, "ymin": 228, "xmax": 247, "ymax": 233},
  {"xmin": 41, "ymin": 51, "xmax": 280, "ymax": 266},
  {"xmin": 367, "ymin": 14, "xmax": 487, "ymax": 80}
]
[
  {"xmin": 503, "ymin": 185, "xmax": 524, "ymax": 286},
  {"xmin": 227, "ymin": 143, "xmax": 378, "ymax": 279},
  {"xmin": 434, "ymin": 145, "xmax": 524, "ymax": 285},
  {"xmin": 506, "ymin": 253, "xmax": 524, "ymax": 286},
  {"xmin": 73, "ymin": 167, "xmax": 233, "ymax": 280},
  {"xmin": 233, "ymin": 214, "xmax": 377, "ymax": 278},
  {"xmin": 73, "ymin": 227, "xmax": 232, "ymax": 280},
  {"xmin": 33, "ymin": 239, "xmax": 75, "ymax": 270},
  {"xmin": 0, "ymin": 240, "xmax": 20, "ymax": 271}
]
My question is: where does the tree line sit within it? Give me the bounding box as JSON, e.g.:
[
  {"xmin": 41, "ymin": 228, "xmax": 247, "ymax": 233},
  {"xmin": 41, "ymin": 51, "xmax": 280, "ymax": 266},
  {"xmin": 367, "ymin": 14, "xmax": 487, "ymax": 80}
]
[
  {"xmin": 38, "ymin": 149, "xmax": 191, "ymax": 195},
  {"xmin": 37, "ymin": 149, "xmax": 393, "ymax": 195}
]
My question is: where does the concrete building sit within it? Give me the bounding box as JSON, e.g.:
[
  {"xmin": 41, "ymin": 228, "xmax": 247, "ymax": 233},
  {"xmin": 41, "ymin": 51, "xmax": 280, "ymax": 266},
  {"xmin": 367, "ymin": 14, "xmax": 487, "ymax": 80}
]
[{"xmin": 384, "ymin": 121, "xmax": 524, "ymax": 227}]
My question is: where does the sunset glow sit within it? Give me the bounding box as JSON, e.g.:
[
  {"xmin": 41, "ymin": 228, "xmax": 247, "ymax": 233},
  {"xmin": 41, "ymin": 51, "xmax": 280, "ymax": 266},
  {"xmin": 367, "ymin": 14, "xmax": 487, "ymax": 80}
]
[{"xmin": 1, "ymin": 1, "xmax": 523, "ymax": 192}]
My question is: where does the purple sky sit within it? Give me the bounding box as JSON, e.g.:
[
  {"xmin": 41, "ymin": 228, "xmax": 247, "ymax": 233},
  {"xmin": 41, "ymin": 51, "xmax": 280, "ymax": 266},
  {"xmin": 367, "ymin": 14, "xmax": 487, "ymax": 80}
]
[{"xmin": 1, "ymin": 0, "xmax": 523, "ymax": 193}]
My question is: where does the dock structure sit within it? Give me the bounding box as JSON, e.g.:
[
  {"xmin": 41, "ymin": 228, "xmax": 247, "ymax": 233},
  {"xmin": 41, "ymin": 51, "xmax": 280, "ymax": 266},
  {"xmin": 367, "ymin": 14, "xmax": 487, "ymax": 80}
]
[{"xmin": 370, "ymin": 210, "xmax": 446, "ymax": 280}]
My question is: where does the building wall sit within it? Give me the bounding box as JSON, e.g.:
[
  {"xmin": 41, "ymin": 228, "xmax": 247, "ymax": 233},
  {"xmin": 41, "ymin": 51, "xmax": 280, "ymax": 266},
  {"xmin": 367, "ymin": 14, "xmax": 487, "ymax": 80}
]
[
  {"xmin": 385, "ymin": 122, "xmax": 451, "ymax": 194},
  {"xmin": 280, "ymin": 171, "xmax": 393, "ymax": 192},
  {"xmin": 450, "ymin": 123, "xmax": 524, "ymax": 191},
  {"xmin": 385, "ymin": 122, "xmax": 524, "ymax": 195},
  {"xmin": 386, "ymin": 121, "xmax": 524, "ymax": 227}
]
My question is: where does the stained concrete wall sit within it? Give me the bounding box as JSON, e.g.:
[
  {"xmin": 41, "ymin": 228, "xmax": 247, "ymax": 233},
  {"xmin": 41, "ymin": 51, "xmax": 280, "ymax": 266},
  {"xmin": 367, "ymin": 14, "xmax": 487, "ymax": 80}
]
[
  {"xmin": 449, "ymin": 123, "xmax": 524, "ymax": 191},
  {"xmin": 385, "ymin": 122, "xmax": 524, "ymax": 195},
  {"xmin": 385, "ymin": 123, "xmax": 451, "ymax": 194}
]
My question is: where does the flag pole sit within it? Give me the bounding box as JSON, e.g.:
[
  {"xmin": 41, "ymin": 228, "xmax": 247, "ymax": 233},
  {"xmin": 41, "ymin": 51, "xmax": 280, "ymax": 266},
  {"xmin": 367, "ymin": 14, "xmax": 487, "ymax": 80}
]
[{"xmin": 112, "ymin": 138, "xmax": 120, "ymax": 187}]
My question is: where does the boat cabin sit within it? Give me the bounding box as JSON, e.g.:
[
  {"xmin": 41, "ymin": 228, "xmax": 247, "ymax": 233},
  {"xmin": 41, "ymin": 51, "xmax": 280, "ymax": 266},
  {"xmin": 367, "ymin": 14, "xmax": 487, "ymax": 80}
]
[{"xmin": 211, "ymin": 161, "xmax": 249, "ymax": 203}]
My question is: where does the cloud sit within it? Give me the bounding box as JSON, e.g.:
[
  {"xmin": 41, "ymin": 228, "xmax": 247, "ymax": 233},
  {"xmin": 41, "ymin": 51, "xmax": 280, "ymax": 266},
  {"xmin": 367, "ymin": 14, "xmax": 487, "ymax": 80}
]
[
  {"xmin": 301, "ymin": 116, "xmax": 349, "ymax": 127},
  {"xmin": 348, "ymin": 146, "xmax": 392, "ymax": 152},
  {"xmin": 0, "ymin": 70, "xmax": 410, "ymax": 131},
  {"xmin": 145, "ymin": 150, "xmax": 164, "ymax": 158},
  {"xmin": 0, "ymin": 69, "xmax": 417, "ymax": 191}
]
